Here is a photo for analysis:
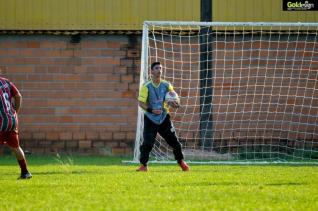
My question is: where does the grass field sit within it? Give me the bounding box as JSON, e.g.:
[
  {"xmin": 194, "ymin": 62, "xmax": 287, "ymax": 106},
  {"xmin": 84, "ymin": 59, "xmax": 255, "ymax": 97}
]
[{"xmin": 0, "ymin": 155, "xmax": 317, "ymax": 210}]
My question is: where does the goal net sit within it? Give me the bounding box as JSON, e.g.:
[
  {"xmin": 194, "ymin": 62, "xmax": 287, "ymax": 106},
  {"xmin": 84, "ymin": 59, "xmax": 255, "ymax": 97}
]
[{"xmin": 134, "ymin": 21, "xmax": 318, "ymax": 164}]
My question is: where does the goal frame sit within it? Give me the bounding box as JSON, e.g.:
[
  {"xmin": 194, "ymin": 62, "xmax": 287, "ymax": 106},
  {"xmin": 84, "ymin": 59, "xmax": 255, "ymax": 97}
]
[{"xmin": 132, "ymin": 21, "xmax": 318, "ymax": 165}]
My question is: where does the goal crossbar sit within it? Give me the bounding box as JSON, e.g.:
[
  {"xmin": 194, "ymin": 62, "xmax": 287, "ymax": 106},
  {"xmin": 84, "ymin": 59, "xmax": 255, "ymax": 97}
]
[{"xmin": 144, "ymin": 21, "xmax": 318, "ymax": 27}]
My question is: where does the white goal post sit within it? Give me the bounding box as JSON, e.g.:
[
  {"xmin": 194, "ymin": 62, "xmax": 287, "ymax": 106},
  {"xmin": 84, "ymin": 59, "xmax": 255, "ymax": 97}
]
[{"xmin": 134, "ymin": 21, "xmax": 318, "ymax": 164}]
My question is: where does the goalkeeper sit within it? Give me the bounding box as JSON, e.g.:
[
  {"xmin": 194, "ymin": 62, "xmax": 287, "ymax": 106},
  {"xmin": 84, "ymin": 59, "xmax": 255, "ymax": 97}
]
[{"xmin": 137, "ymin": 61, "xmax": 189, "ymax": 172}]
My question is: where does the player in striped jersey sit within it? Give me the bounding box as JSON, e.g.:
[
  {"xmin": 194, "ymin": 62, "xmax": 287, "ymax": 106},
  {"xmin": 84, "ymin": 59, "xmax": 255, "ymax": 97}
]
[
  {"xmin": 137, "ymin": 62, "xmax": 189, "ymax": 172},
  {"xmin": 0, "ymin": 75, "xmax": 32, "ymax": 179}
]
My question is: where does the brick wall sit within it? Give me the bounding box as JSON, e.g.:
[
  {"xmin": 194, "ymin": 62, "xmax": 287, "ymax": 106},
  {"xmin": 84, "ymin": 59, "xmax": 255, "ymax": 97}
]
[
  {"xmin": 0, "ymin": 33, "xmax": 317, "ymax": 156},
  {"xmin": 0, "ymin": 35, "xmax": 141, "ymax": 155}
]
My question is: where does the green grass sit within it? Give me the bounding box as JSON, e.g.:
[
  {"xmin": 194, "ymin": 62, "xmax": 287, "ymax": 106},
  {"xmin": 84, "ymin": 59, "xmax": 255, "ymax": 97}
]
[{"xmin": 0, "ymin": 155, "xmax": 317, "ymax": 210}]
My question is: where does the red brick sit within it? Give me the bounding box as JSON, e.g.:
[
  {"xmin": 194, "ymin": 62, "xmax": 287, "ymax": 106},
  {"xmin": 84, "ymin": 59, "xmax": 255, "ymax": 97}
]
[
  {"xmin": 19, "ymin": 132, "xmax": 32, "ymax": 140},
  {"xmin": 33, "ymin": 132, "xmax": 46, "ymax": 140},
  {"xmin": 86, "ymin": 132, "xmax": 99, "ymax": 140},
  {"xmin": 59, "ymin": 116, "xmax": 74, "ymax": 123},
  {"xmin": 128, "ymin": 83, "xmax": 139, "ymax": 91},
  {"xmin": 79, "ymin": 140, "xmax": 92, "ymax": 149},
  {"xmin": 66, "ymin": 140, "xmax": 78, "ymax": 148},
  {"xmin": 0, "ymin": 49, "xmax": 7, "ymax": 56},
  {"xmin": 41, "ymin": 41, "xmax": 66, "ymax": 48},
  {"xmin": 94, "ymin": 74, "xmax": 120, "ymax": 82},
  {"xmin": 27, "ymin": 41, "xmax": 40, "ymax": 48},
  {"xmin": 20, "ymin": 140, "xmax": 38, "ymax": 148},
  {"xmin": 31, "ymin": 148, "xmax": 45, "ymax": 154},
  {"xmin": 0, "ymin": 57, "xmax": 15, "ymax": 64},
  {"xmin": 127, "ymin": 49, "xmax": 140, "ymax": 57},
  {"xmin": 125, "ymin": 147, "xmax": 133, "ymax": 155},
  {"xmin": 115, "ymin": 66, "xmax": 128, "ymax": 74},
  {"xmin": 100, "ymin": 132, "xmax": 113, "ymax": 140},
  {"xmin": 101, "ymin": 49, "xmax": 125, "ymax": 57},
  {"xmin": 51, "ymin": 140, "xmax": 65, "ymax": 148},
  {"xmin": 119, "ymin": 142, "xmax": 128, "ymax": 147},
  {"xmin": 16, "ymin": 41, "xmax": 28, "ymax": 48},
  {"xmin": 126, "ymin": 132, "xmax": 136, "ymax": 140},
  {"xmin": 0, "ymin": 41, "xmax": 18, "ymax": 48},
  {"xmin": 121, "ymin": 75, "xmax": 134, "ymax": 83},
  {"xmin": 92, "ymin": 141, "xmax": 105, "ymax": 147},
  {"xmin": 46, "ymin": 132, "xmax": 59, "ymax": 140},
  {"xmin": 34, "ymin": 66, "xmax": 48, "ymax": 73},
  {"xmin": 28, "ymin": 74, "xmax": 53, "ymax": 81},
  {"xmin": 60, "ymin": 132, "xmax": 73, "ymax": 140},
  {"xmin": 121, "ymin": 90, "xmax": 136, "ymax": 98},
  {"xmin": 60, "ymin": 50, "xmax": 73, "ymax": 57},
  {"xmin": 111, "ymin": 147, "xmax": 126, "ymax": 155},
  {"xmin": 38, "ymin": 140, "xmax": 52, "ymax": 147},
  {"xmin": 105, "ymin": 141, "xmax": 119, "ymax": 147},
  {"xmin": 113, "ymin": 132, "xmax": 126, "ymax": 140},
  {"xmin": 54, "ymin": 74, "xmax": 81, "ymax": 82},
  {"xmin": 7, "ymin": 49, "xmax": 20, "ymax": 56},
  {"xmin": 73, "ymin": 132, "xmax": 85, "ymax": 140}
]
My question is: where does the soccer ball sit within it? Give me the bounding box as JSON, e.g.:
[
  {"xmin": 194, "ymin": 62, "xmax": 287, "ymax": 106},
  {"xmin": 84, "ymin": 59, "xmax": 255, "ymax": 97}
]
[{"xmin": 165, "ymin": 91, "xmax": 180, "ymax": 104}]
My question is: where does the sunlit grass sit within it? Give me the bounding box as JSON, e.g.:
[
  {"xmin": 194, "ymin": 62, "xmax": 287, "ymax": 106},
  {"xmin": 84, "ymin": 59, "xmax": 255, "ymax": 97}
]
[{"xmin": 0, "ymin": 155, "xmax": 317, "ymax": 210}]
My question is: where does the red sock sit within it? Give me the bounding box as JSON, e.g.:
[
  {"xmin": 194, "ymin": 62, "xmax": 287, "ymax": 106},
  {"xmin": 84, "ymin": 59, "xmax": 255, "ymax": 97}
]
[{"xmin": 18, "ymin": 159, "xmax": 28, "ymax": 172}]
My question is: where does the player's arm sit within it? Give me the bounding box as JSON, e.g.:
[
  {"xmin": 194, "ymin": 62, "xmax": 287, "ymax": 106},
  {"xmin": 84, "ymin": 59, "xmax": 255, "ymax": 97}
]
[
  {"xmin": 139, "ymin": 100, "xmax": 162, "ymax": 115},
  {"xmin": 138, "ymin": 84, "xmax": 161, "ymax": 115},
  {"xmin": 138, "ymin": 101, "xmax": 149, "ymax": 111},
  {"xmin": 10, "ymin": 82, "xmax": 22, "ymax": 113},
  {"xmin": 13, "ymin": 92, "xmax": 22, "ymax": 113},
  {"xmin": 138, "ymin": 85, "xmax": 151, "ymax": 112}
]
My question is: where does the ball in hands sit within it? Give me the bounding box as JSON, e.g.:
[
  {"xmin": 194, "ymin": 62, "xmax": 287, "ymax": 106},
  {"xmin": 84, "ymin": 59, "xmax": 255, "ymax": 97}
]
[{"xmin": 165, "ymin": 91, "xmax": 180, "ymax": 108}]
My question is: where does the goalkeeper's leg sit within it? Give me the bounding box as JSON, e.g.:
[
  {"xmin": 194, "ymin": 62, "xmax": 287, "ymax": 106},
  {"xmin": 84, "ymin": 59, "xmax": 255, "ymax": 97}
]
[
  {"xmin": 158, "ymin": 114, "xmax": 184, "ymax": 161},
  {"xmin": 158, "ymin": 116, "xmax": 189, "ymax": 171},
  {"xmin": 139, "ymin": 115, "xmax": 158, "ymax": 166}
]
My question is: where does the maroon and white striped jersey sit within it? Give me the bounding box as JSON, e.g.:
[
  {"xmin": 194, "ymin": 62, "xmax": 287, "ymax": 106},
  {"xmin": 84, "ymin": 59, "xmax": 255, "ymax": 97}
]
[{"xmin": 0, "ymin": 77, "xmax": 19, "ymax": 131}]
